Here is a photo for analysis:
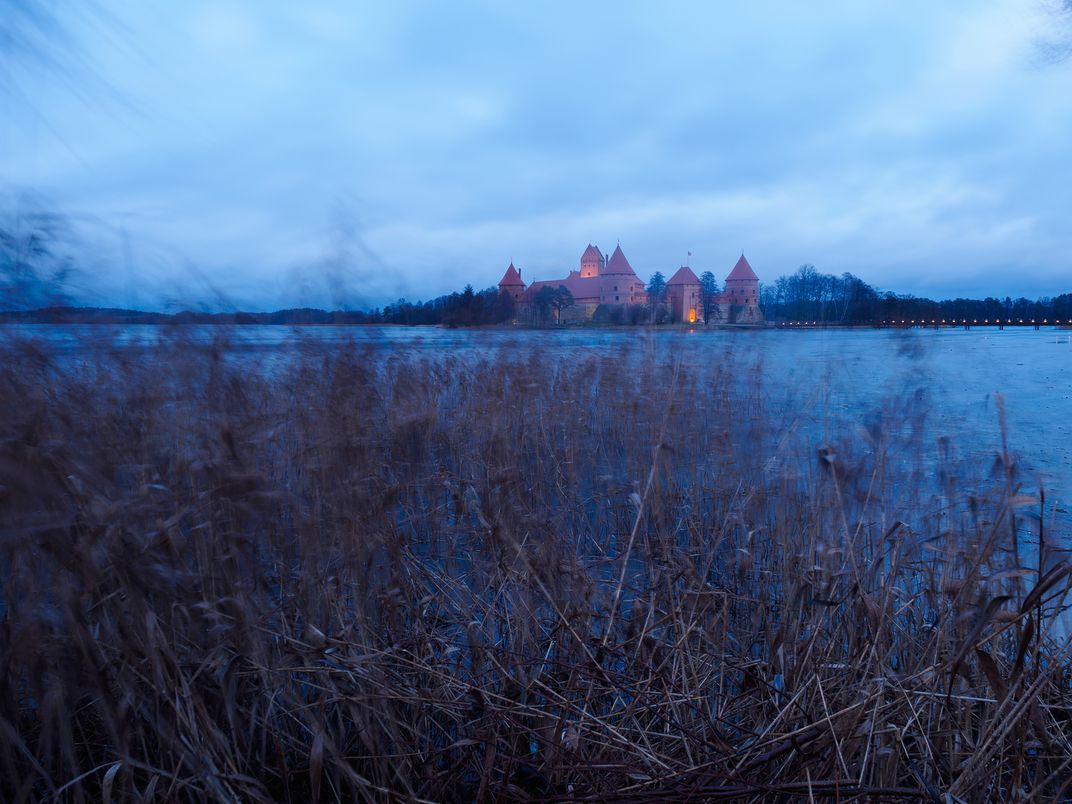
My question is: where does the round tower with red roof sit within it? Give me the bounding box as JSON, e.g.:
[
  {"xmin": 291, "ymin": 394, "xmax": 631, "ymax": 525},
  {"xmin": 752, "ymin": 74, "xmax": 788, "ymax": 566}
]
[
  {"xmin": 723, "ymin": 254, "xmax": 761, "ymax": 322},
  {"xmin": 497, "ymin": 262, "xmax": 526, "ymax": 304},
  {"xmin": 599, "ymin": 244, "xmax": 646, "ymax": 305}
]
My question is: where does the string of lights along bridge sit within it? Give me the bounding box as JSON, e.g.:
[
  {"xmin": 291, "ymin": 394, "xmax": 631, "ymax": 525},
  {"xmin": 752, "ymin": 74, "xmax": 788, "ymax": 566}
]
[{"xmin": 779, "ymin": 319, "xmax": 1070, "ymax": 329}]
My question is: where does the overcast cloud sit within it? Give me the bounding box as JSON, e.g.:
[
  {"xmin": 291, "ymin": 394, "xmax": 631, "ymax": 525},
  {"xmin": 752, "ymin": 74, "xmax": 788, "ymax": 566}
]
[{"xmin": 2, "ymin": 0, "xmax": 1071, "ymax": 309}]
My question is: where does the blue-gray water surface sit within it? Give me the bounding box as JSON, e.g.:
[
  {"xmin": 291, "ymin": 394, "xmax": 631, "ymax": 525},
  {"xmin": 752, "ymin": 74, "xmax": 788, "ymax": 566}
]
[{"xmin": 7, "ymin": 323, "xmax": 1071, "ymax": 514}]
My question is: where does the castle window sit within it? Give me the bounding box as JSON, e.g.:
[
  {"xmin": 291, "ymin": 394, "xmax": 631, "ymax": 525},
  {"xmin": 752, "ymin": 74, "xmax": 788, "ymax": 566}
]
[
  {"xmin": 615, "ymin": 295, "xmax": 619, "ymax": 301},
  {"xmin": 614, "ymin": 286, "xmax": 618, "ymax": 291}
]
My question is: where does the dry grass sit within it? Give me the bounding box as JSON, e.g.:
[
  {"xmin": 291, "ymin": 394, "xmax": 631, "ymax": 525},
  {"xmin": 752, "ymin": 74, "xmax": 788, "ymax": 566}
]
[{"xmin": 0, "ymin": 327, "xmax": 1069, "ymax": 802}]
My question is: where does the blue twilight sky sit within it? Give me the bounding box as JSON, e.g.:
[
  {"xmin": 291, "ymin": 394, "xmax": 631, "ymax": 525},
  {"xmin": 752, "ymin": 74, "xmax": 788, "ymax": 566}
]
[{"xmin": 2, "ymin": 0, "xmax": 1071, "ymax": 310}]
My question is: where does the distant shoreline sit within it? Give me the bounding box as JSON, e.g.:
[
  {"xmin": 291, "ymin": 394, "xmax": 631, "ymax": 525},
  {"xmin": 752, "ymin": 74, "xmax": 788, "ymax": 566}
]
[
  {"xmin": 5, "ymin": 307, "xmax": 1071, "ymax": 331},
  {"xmin": 0, "ymin": 306, "xmax": 772, "ymax": 328}
]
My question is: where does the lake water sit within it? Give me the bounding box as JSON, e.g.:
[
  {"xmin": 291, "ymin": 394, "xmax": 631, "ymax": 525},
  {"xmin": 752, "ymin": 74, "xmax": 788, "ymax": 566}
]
[{"xmin": 7, "ymin": 323, "xmax": 1072, "ymax": 517}]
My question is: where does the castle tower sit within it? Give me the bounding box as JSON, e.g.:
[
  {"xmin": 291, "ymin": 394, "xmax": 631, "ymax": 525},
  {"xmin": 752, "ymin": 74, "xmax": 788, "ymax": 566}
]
[
  {"xmin": 667, "ymin": 266, "xmax": 702, "ymax": 323},
  {"xmin": 579, "ymin": 244, "xmax": 605, "ymax": 278},
  {"xmin": 600, "ymin": 244, "xmax": 646, "ymax": 305},
  {"xmin": 497, "ymin": 262, "xmax": 526, "ymax": 303},
  {"xmin": 724, "ymin": 254, "xmax": 761, "ymax": 322}
]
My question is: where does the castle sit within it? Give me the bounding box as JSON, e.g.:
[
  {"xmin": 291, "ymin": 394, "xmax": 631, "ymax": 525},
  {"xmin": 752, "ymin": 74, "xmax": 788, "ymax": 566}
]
[{"xmin": 498, "ymin": 244, "xmax": 762, "ymax": 324}]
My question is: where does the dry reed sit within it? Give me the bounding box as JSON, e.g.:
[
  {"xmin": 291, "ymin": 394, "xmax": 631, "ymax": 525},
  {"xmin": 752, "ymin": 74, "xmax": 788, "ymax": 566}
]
[{"xmin": 0, "ymin": 327, "xmax": 1069, "ymax": 802}]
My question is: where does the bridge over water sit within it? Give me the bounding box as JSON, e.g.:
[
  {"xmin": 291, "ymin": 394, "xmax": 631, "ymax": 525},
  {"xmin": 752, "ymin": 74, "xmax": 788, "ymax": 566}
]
[{"xmin": 778, "ymin": 319, "xmax": 1072, "ymax": 330}]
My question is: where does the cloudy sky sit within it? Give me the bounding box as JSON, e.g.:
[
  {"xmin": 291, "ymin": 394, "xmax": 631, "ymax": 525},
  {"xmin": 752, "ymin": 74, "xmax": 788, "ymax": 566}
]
[{"xmin": 3, "ymin": 1, "xmax": 1071, "ymax": 309}]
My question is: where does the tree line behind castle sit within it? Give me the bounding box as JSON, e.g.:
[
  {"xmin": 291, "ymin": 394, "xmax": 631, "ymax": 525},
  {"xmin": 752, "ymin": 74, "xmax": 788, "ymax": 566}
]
[
  {"xmin": 375, "ymin": 247, "xmax": 1072, "ymax": 327},
  {"xmin": 385, "ymin": 243, "xmax": 762, "ymax": 326},
  {"xmin": 8, "ymin": 229, "xmax": 1069, "ymax": 324}
]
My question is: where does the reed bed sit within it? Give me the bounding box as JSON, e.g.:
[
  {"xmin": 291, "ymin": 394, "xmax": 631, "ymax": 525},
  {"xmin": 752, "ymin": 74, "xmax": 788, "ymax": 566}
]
[{"xmin": 0, "ymin": 328, "xmax": 1069, "ymax": 802}]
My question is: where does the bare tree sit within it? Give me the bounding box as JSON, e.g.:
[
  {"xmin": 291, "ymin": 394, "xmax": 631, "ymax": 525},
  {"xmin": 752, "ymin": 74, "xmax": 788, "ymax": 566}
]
[
  {"xmin": 699, "ymin": 271, "xmax": 720, "ymax": 324},
  {"xmin": 0, "ymin": 2, "xmax": 112, "ymax": 310},
  {"xmin": 533, "ymin": 284, "xmax": 573, "ymax": 325},
  {"xmin": 0, "ymin": 196, "xmax": 73, "ymax": 310}
]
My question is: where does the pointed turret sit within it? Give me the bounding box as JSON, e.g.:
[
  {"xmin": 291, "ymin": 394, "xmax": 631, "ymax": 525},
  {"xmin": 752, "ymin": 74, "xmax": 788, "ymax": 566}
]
[
  {"xmin": 667, "ymin": 266, "xmax": 700, "ymax": 286},
  {"xmin": 498, "ymin": 262, "xmax": 525, "ymax": 288},
  {"xmin": 598, "ymin": 244, "xmax": 644, "ymax": 306},
  {"xmin": 725, "ymin": 254, "xmax": 759, "ymax": 283},
  {"xmin": 498, "ymin": 262, "xmax": 526, "ymax": 305},
  {"xmin": 722, "ymin": 253, "xmax": 761, "ymax": 322},
  {"xmin": 604, "ymin": 244, "xmax": 637, "ymax": 276},
  {"xmin": 666, "ymin": 266, "xmax": 702, "ymax": 323},
  {"xmin": 579, "ymin": 244, "xmax": 605, "ymax": 278}
]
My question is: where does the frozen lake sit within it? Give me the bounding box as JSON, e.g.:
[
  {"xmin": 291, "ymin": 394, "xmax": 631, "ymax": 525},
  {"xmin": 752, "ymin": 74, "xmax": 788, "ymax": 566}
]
[
  {"xmin": 7, "ymin": 323, "xmax": 1072, "ymax": 516},
  {"xmin": 771, "ymin": 327, "xmax": 1072, "ymax": 512}
]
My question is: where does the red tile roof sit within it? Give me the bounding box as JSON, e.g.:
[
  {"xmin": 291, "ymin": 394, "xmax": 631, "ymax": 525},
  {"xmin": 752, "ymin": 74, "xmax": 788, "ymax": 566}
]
[
  {"xmin": 667, "ymin": 266, "xmax": 700, "ymax": 286},
  {"xmin": 581, "ymin": 244, "xmax": 603, "ymax": 263},
  {"xmin": 498, "ymin": 262, "xmax": 525, "ymax": 287},
  {"xmin": 604, "ymin": 244, "xmax": 636, "ymax": 276},
  {"xmin": 524, "ymin": 274, "xmax": 602, "ymax": 302},
  {"xmin": 726, "ymin": 254, "xmax": 758, "ymax": 282}
]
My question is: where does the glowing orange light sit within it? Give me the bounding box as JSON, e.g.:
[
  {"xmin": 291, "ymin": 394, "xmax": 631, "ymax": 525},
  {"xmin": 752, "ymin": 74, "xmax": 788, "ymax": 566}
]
[{"xmin": 688, "ymin": 308, "xmax": 696, "ymax": 323}]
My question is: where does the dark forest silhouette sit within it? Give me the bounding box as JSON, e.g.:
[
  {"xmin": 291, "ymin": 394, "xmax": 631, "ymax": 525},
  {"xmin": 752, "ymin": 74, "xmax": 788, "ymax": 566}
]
[
  {"xmin": 4, "ymin": 200, "xmax": 1071, "ymax": 326},
  {"xmin": 760, "ymin": 264, "xmax": 1072, "ymax": 324}
]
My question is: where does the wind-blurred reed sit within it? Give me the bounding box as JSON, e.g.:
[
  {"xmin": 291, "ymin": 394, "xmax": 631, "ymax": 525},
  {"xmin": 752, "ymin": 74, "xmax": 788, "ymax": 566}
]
[{"xmin": 0, "ymin": 327, "xmax": 1069, "ymax": 802}]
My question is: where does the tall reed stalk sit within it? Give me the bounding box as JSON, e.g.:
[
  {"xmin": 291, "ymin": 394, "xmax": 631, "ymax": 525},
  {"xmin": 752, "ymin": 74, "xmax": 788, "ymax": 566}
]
[{"xmin": 0, "ymin": 328, "xmax": 1069, "ymax": 801}]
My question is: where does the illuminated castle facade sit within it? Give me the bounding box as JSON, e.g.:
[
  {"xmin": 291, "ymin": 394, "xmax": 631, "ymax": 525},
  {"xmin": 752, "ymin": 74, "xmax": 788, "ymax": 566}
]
[{"xmin": 498, "ymin": 244, "xmax": 762, "ymax": 324}]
